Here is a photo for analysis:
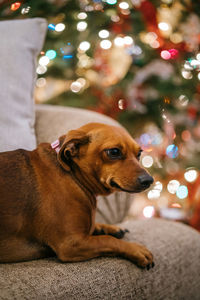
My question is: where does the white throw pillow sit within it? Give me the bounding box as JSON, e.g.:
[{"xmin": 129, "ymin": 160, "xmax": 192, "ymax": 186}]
[{"xmin": 0, "ymin": 18, "xmax": 47, "ymax": 152}]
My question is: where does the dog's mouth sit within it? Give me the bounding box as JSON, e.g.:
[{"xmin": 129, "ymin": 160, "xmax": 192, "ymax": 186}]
[
  {"xmin": 110, "ymin": 179, "xmax": 151, "ymax": 193},
  {"xmin": 110, "ymin": 180, "xmax": 136, "ymax": 193}
]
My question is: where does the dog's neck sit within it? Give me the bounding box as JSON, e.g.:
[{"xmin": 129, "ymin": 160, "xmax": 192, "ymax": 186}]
[{"xmin": 69, "ymin": 160, "xmax": 110, "ymax": 204}]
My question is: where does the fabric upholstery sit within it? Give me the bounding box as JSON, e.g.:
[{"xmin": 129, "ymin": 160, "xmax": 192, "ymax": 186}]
[
  {"xmin": 1, "ymin": 219, "xmax": 200, "ymax": 299},
  {"xmin": 0, "ymin": 19, "xmax": 47, "ymax": 152},
  {"xmin": 35, "ymin": 104, "xmax": 121, "ymax": 145}
]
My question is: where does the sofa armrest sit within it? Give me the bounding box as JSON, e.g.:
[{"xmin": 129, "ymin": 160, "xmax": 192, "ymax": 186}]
[{"xmin": 35, "ymin": 104, "xmax": 121, "ymax": 145}]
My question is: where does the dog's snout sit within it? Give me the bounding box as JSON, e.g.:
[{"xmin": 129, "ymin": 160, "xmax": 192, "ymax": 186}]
[{"xmin": 138, "ymin": 174, "xmax": 154, "ymax": 188}]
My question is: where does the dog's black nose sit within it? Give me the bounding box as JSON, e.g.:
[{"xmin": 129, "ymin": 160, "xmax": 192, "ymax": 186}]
[{"xmin": 138, "ymin": 174, "xmax": 154, "ymax": 188}]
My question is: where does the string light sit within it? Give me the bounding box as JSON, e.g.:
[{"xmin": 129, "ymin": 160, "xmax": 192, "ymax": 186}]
[
  {"xmin": 167, "ymin": 180, "xmax": 180, "ymax": 194},
  {"xmin": 107, "ymin": 0, "xmax": 117, "ymax": 4},
  {"xmin": 70, "ymin": 81, "xmax": 82, "ymax": 93},
  {"xmin": 11, "ymin": 2, "xmax": 21, "ymax": 11},
  {"xmin": 182, "ymin": 70, "xmax": 193, "ymax": 79},
  {"xmin": 119, "ymin": 2, "xmax": 129, "ymax": 9},
  {"xmin": 124, "ymin": 36, "xmax": 134, "ymax": 45},
  {"xmin": 114, "ymin": 36, "xmax": 124, "ymax": 47},
  {"xmin": 39, "ymin": 56, "xmax": 50, "ymax": 66},
  {"xmin": 78, "ymin": 41, "xmax": 91, "ymax": 52},
  {"xmin": 176, "ymin": 185, "xmax": 188, "ymax": 199},
  {"xmin": 158, "ymin": 22, "xmax": 170, "ymax": 31},
  {"xmin": 55, "ymin": 23, "xmax": 65, "ymax": 32},
  {"xmin": 36, "ymin": 78, "xmax": 46, "ymax": 88},
  {"xmin": 48, "ymin": 24, "xmax": 56, "ymax": 31},
  {"xmin": 36, "ymin": 65, "xmax": 47, "ymax": 75},
  {"xmin": 21, "ymin": 6, "xmax": 30, "ymax": 14},
  {"xmin": 98, "ymin": 30, "xmax": 110, "ymax": 39},
  {"xmin": 77, "ymin": 12, "xmax": 87, "ymax": 19},
  {"xmin": 166, "ymin": 144, "xmax": 178, "ymax": 158},
  {"xmin": 143, "ymin": 206, "xmax": 155, "ymax": 218},
  {"xmin": 184, "ymin": 169, "xmax": 198, "ymax": 182},
  {"xmin": 142, "ymin": 155, "xmax": 153, "ymax": 168},
  {"xmin": 77, "ymin": 21, "xmax": 87, "ymax": 31},
  {"xmin": 45, "ymin": 50, "xmax": 57, "ymax": 60},
  {"xmin": 161, "ymin": 50, "xmax": 171, "ymax": 60},
  {"xmin": 100, "ymin": 40, "xmax": 112, "ymax": 49}
]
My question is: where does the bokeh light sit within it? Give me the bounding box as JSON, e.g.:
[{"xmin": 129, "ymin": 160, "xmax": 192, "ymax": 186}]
[
  {"xmin": 77, "ymin": 21, "xmax": 87, "ymax": 31},
  {"xmin": 176, "ymin": 185, "xmax": 188, "ymax": 199},
  {"xmin": 167, "ymin": 180, "xmax": 180, "ymax": 194},
  {"xmin": 39, "ymin": 56, "xmax": 50, "ymax": 66},
  {"xmin": 100, "ymin": 40, "xmax": 112, "ymax": 49},
  {"xmin": 166, "ymin": 144, "xmax": 178, "ymax": 159},
  {"xmin": 142, "ymin": 155, "xmax": 153, "ymax": 168},
  {"xmin": 143, "ymin": 206, "xmax": 155, "ymax": 218},
  {"xmin": 45, "ymin": 50, "xmax": 57, "ymax": 60},
  {"xmin": 79, "ymin": 41, "xmax": 90, "ymax": 52},
  {"xmin": 98, "ymin": 30, "xmax": 109, "ymax": 39},
  {"xmin": 119, "ymin": 2, "xmax": 129, "ymax": 9},
  {"xmin": 184, "ymin": 169, "xmax": 198, "ymax": 182},
  {"xmin": 55, "ymin": 23, "xmax": 65, "ymax": 32},
  {"xmin": 77, "ymin": 12, "xmax": 87, "ymax": 19}
]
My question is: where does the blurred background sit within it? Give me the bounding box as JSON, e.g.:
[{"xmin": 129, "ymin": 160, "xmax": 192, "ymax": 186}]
[{"xmin": 1, "ymin": 0, "xmax": 200, "ymax": 230}]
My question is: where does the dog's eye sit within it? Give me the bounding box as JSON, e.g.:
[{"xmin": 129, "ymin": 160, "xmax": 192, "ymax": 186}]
[
  {"xmin": 137, "ymin": 149, "xmax": 143, "ymax": 160},
  {"xmin": 105, "ymin": 148, "xmax": 122, "ymax": 159}
]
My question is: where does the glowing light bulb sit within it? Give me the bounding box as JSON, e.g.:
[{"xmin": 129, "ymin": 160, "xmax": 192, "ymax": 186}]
[
  {"xmin": 161, "ymin": 50, "xmax": 171, "ymax": 60},
  {"xmin": 114, "ymin": 37, "xmax": 124, "ymax": 47},
  {"xmin": 176, "ymin": 185, "xmax": 188, "ymax": 199},
  {"xmin": 119, "ymin": 1, "xmax": 129, "ymax": 9},
  {"xmin": 11, "ymin": 2, "xmax": 21, "ymax": 11},
  {"xmin": 154, "ymin": 181, "xmax": 163, "ymax": 192},
  {"xmin": 36, "ymin": 78, "xmax": 46, "ymax": 88},
  {"xmin": 100, "ymin": 40, "xmax": 112, "ymax": 49},
  {"xmin": 77, "ymin": 21, "xmax": 87, "ymax": 31},
  {"xmin": 45, "ymin": 50, "xmax": 57, "ymax": 60},
  {"xmin": 79, "ymin": 41, "xmax": 90, "ymax": 52},
  {"xmin": 98, "ymin": 30, "xmax": 110, "ymax": 39},
  {"xmin": 182, "ymin": 70, "xmax": 193, "ymax": 79},
  {"xmin": 48, "ymin": 24, "xmax": 56, "ymax": 31},
  {"xmin": 166, "ymin": 144, "xmax": 178, "ymax": 159},
  {"xmin": 124, "ymin": 36, "xmax": 134, "ymax": 45},
  {"xmin": 184, "ymin": 169, "xmax": 198, "ymax": 182},
  {"xmin": 143, "ymin": 206, "xmax": 155, "ymax": 218},
  {"xmin": 39, "ymin": 56, "xmax": 50, "ymax": 66},
  {"xmin": 77, "ymin": 12, "xmax": 87, "ymax": 19},
  {"xmin": 36, "ymin": 65, "xmax": 47, "ymax": 75},
  {"xmin": 107, "ymin": 0, "xmax": 117, "ymax": 4},
  {"xmin": 55, "ymin": 23, "xmax": 65, "ymax": 32},
  {"xmin": 158, "ymin": 22, "xmax": 170, "ymax": 31},
  {"xmin": 21, "ymin": 6, "xmax": 30, "ymax": 14},
  {"xmin": 167, "ymin": 180, "xmax": 180, "ymax": 194},
  {"xmin": 142, "ymin": 155, "xmax": 153, "ymax": 168},
  {"xmin": 70, "ymin": 81, "xmax": 82, "ymax": 93},
  {"xmin": 148, "ymin": 190, "xmax": 160, "ymax": 200}
]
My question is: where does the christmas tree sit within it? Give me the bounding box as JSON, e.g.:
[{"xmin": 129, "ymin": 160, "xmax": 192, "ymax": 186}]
[{"xmin": 1, "ymin": 0, "xmax": 200, "ymax": 229}]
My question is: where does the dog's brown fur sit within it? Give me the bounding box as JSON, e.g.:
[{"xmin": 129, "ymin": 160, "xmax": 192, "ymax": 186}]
[{"xmin": 0, "ymin": 123, "xmax": 154, "ymax": 268}]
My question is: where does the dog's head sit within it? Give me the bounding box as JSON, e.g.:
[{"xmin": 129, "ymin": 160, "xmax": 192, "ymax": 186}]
[{"xmin": 58, "ymin": 123, "xmax": 153, "ymax": 195}]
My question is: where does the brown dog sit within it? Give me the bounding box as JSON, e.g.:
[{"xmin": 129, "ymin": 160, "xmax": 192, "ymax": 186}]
[{"xmin": 0, "ymin": 123, "xmax": 154, "ymax": 268}]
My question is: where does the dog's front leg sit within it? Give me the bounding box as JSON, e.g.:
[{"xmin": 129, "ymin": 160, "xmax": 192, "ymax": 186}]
[{"xmin": 55, "ymin": 235, "xmax": 154, "ymax": 269}]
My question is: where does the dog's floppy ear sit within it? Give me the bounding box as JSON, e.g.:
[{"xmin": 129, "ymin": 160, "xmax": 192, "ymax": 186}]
[{"xmin": 58, "ymin": 129, "xmax": 90, "ymax": 171}]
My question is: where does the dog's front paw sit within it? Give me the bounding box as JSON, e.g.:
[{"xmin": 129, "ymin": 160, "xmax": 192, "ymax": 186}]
[
  {"xmin": 93, "ymin": 223, "xmax": 129, "ymax": 239},
  {"xmin": 127, "ymin": 243, "xmax": 154, "ymax": 270}
]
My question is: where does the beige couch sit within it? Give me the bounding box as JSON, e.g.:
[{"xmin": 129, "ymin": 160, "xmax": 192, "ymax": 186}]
[{"xmin": 1, "ymin": 104, "xmax": 200, "ymax": 300}]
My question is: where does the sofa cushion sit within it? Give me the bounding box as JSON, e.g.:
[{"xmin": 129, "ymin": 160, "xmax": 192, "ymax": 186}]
[
  {"xmin": 0, "ymin": 18, "xmax": 47, "ymax": 152},
  {"xmin": 1, "ymin": 219, "xmax": 200, "ymax": 300}
]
